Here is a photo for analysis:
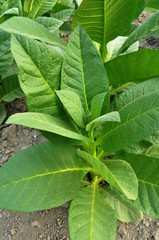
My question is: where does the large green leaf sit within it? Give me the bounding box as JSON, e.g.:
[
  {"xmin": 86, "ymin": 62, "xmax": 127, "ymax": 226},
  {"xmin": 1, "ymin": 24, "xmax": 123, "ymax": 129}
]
[
  {"xmin": 86, "ymin": 112, "xmax": 120, "ymax": 131},
  {"xmin": 103, "ymin": 188, "xmax": 143, "ymax": 222},
  {"xmin": 35, "ymin": 17, "xmax": 63, "ymax": 32},
  {"xmin": 77, "ymin": 150, "xmax": 138, "ymax": 200},
  {"xmin": 0, "ymin": 103, "xmax": 6, "ymax": 124},
  {"xmin": 11, "ymin": 34, "xmax": 64, "ymax": 117},
  {"xmin": 111, "ymin": 78, "xmax": 159, "ymax": 112},
  {"xmin": 24, "ymin": 0, "xmax": 57, "ymax": 19},
  {"xmin": 56, "ymin": 90, "xmax": 85, "ymax": 128},
  {"xmin": 117, "ymin": 153, "xmax": 159, "ymax": 218},
  {"xmin": 0, "ymin": 51, "xmax": 13, "ymax": 76},
  {"xmin": 0, "ymin": 142, "xmax": 90, "ymax": 211},
  {"xmin": 105, "ymin": 49, "xmax": 159, "ymax": 85},
  {"xmin": 61, "ymin": 25, "xmax": 108, "ymax": 112},
  {"xmin": 72, "ymin": 0, "xmax": 138, "ymax": 47},
  {"xmin": 118, "ymin": 11, "xmax": 159, "ymax": 54},
  {"xmin": 98, "ymin": 90, "xmax": 159, "ymax": 154},
  {"xmin": 0, "ymin": 75, "xmax": 24, "ymax": 102},
  {"xmin": 7, "ymin": 112, "xmax": 91, "ymax": 142},
  {"xmin": 69, "ymin": 184, "xmax": 117, "ymax": 240},
  {"xmin": 0, "ymin": 17, "xmax": 66, "ymax": 51}
]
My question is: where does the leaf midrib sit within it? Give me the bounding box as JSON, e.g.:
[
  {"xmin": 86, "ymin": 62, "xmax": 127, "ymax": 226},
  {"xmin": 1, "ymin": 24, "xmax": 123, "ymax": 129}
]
[{"xmin": 0, "ymin": 167, "xmax": 92, "ymax": 188}]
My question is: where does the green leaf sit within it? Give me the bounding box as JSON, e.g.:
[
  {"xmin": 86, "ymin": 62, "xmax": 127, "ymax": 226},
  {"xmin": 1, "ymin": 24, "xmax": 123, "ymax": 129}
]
[
  {"xmin": 0, "ymin": 75, "xmax": 24, "ymax": 102},
  {"xmin": 11, "ymin": 34, "xmax": 64, "ymax": 117},
  {"xmin": 0, "ymin": 141, "xmax": 90, "ymax": 211},
  {"xmin": 72, "ymin": 0, "xmax": 138, "ymax": 46},
  {"xmin": 118, "ymin": 11, "xmax": 159, "ymax": 54},
  {"xmin": 116, "ymin": 153, "xmax": 159, "ymax": 218},
  {"xmin": 7, "ymin": 0, "xmax": 22, "ymax": 15},
  {"xmin": 0, "ymin": 17, "xmax": 66, "ymax": 51},
  {"xmin": 35, "ymin": 17, "xmax": 63, "ymax": 32},
  {"xmin": 0, "ymin": 7, "xmax": 19, "ymax": 18},
  {"xmin": 0, "ymin": 103, "xmax": 6, "ymax": 124},
  {"xmin": 103, "ymin": 188, "xmax": 143, "ymax": 222},
  {"xmin": 61, "ymin": 25, "xmax": 108, "ymax": 112},
  {"xmin": 69, "ymin": 184, "xmax": 117, "ymax": 240},
  {"xmin": 7, "ymin": 112, "xmax": 91, "ymax": 142},
  {"xmin": 106, "ymin": 36, "xmax": 139, "ymax": 61},
  {"xmin": 146, "ymin": 0, "xmax": 159, "ymax": 10},
  {"xmin": 0, "ymin": 51, "xmax": 13, "ymax": 76},
  {"xmin": 105, "ymin": 49, "xmax": 159, "ymax": 86},
  {"xmin": 0, "ymin": 29, "xmax": 10, "ymax": 58},
  {"xmin": 77, "ymin": 150, "xmax": 138, "ymax": 200},
  {"xmin": 53, "ymin": 8, "xmax": 73, "ymax": 21},
  {"xmin": 111, "ymin": 78, "xmax": 159, "ymax": 112},
  {"xmin": 56, "ymin": 90, "xmax": 85, "ymax": 128},
  {"xmin": 143, "ymin": 144, "xmax": 159, "ymax": 158},
  {"xmin": 98, "ymin": 86, "xmax": 159, "ymax": 154},
  {"xmin": 86, "ymin": 112, "xmax": 120, "ymax": 131},
  {"xmin": 24, "ymin": 0, "xmax": 57, "ymax": 19},
  {"xmin": 91, "ymin": 92, "xmax": 107, "ymax": 120},
  {"xmin": 133, "ymin": 0, "xmax": 149, "ymax": 20}
]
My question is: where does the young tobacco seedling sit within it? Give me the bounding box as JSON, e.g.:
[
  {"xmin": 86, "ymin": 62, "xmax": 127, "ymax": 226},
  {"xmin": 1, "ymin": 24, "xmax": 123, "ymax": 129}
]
[{"xmin": 1, "ymin": 0, "xmax": 159, "ymax": 239}]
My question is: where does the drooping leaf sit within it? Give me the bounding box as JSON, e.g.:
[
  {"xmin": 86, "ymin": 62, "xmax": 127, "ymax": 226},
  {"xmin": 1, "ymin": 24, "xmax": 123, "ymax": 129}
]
[
  {"xmin": 35, "ymin": 16, "xmax": 63, "ymax": 32},
  {"xmin": 118, "ymin": 11, "xmax": 159, "ymax": 54},
  {"xmin": 72, "ymin": 0, "xmax": 138, "ymax": 47},
  {"xmin": 11, "ymin": 34, "xmax": 64, "ymax": 118},
  {"xmin": 24, "ymin": 0, "xmax": 57, "ymax": 19},
  {"xmin": 56, "ymin": 90, "xmax": 85, "ymax": 128},
  {"xmin": 0, "ymin": 7, "xmax": 19, "ymax": 19},
  {"xmin": 69, "ymin": 184, "xmax": 117, "ymax": 240},
  {"xmin": 105, "ymin": 49, "xmax": 159, "ymax": 86},
  {"xmin": 0, "ymin": 103, "xmax": 6, "ymax": 124},
  {"xmin": 77, "ymin": 150, "xmax": 138, "ymax": 200},
  {"xmin": 0, "ymin": 141, "xmax": 91, "ymax": 211},
  {"xmin": 61, "ymin": 25, "xmax": 109, "ymax": 112},
  {"xmin": 116, "ymin": 153, "xmax": 159, "ymax": 218},
  {"xmin": 86, "ymin": 112, "xmax": 120, "ymax": 131},
  {"xmin": 0, "ymin": 17, "xmax": 66, "ymax": 52},
  {"xmin": 0, "ymin": 75, "xmax": 24, "ymax": 102},
  {"xmin": 103, "ymin": 188, "xmax": 143, "ymax": 222},
  {"xmin": 98, "ymin": 90, "xmax": 159, "ymax": 154},
  {"xmin": 7, "ymin": 112, "xmax": 91, "ymax": 142}
]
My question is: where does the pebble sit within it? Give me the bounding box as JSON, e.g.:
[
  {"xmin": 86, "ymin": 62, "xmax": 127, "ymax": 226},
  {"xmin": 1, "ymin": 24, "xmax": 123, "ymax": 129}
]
[
  {"xmin": 0, "ymin": 213, "xmax": 3, "ymax": 219},
  {"xmin": 31, "ymin": 220, "xmax": 40, "ymax": 228},
  {"xmin": 10, "ymin": 229, "xmax": 16, "ymax": 236}
]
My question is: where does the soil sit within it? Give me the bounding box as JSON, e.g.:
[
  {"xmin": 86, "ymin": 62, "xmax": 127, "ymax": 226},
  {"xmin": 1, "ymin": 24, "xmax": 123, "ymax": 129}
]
[{"xmin": 0, "ymin": 12, "xmax": 159, "ymax": 240}]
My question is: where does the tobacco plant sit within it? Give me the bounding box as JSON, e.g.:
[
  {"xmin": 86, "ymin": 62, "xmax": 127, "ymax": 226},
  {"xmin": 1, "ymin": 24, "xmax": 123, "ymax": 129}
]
[{"xmin": 0, "ymin": 0, "xmax": 159, "ymax": 239}]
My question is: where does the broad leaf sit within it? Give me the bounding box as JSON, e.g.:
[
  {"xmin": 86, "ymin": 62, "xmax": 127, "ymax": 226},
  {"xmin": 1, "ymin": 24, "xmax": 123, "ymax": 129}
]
[
  {"xmin": 61, "ymin": 25, "xmax": 108, "ymax": 112},
  {"xmin": 24, "ymin": 0, "xmax": 57, "ymax": 19},
  {"xmin": 0, "ymin": 103, "xmax": 6, "ymax": 124},
  {"xmin": 72, "ymin": 0, "xmax": 138, "ymax": 47},
  {"xmin": 143, "ymin": 144, "xmax": 159, "ymax": 158},
  {"xmin": 118, "ymin": 11, "xmax": 159, "ymax": 54},
  {"xmin": 7, "ymin": 112, "xmax": 91, "ymax": 142},
  {"xmin": 103, "ymin": 188, "xmax": 143, "ymax": 222},
  {"xmin": 11, "ymin": 34, "xmax": 64, "ymax": 117},
  {"xmin": 105, "ymin": 49, "xmax": 159, "ymax": 85},
  {"xmin": 98, "ymin": 87, "xmax": 159, "ymax": 153},
  {"xmin": 35, "ymin": 17, "xmax": 63, "ymax": 32},
  {"xmin": 0, "ymin": 17, "xmax": 66, "ymax": 51},
  {"xmin": 69, "ymin": 184, "xmax": 117, "ymax": 240},
  {"xmin": 0, "ymin": 75, "xmax": 24, "ymax": 102},
  {"xmin": 111, "ymin": 78, "xmax": 159, "ymax": 111},
  {"xmin": 0, "ymin": 142, "xmax": 90, "ymax": 211},
  {"xmin": 117, "ymin": 153, "xmax": 159, "ymax": 218},
  {"xmin": 0, "ymin": 7, "xmax": 19, "ymax": 19},
  {"xmin": 0, "ymin": 51, "xmax": 13, "ymax": 76},
  {"xmin": 56, "ymin": 90, "xmax": 85, "ymax": 128},
  {"xmin": 146, "ymin": 0, "xmax": 159, "ymax": 10},
  {"xmin": 77, "ymin": 150, "xmax": 138, "ymax": 200},
  {"xmin": 86, "ymin": 112, "xmax": 120, "ymax": 131}
]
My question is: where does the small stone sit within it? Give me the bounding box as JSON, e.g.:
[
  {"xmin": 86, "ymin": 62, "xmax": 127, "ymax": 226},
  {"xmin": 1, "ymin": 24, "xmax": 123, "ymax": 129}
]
[
  {"xmin": 0, "ymin": 156, "xmax": 8, "ymax": 163},
  {"xmin": 0, "ymin": 213, "xmax": 3, "ymax": 219},
  {"xmin": 31, "ymin": 220, "xmax": 40, "ymax": 228},
  {"xmin": 22, "ymin": 129, "xmax": 29, "ymax": 137},
  {"xmin": 10, "ymin": 229, "xmax": 16, "ymax": 235}
]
